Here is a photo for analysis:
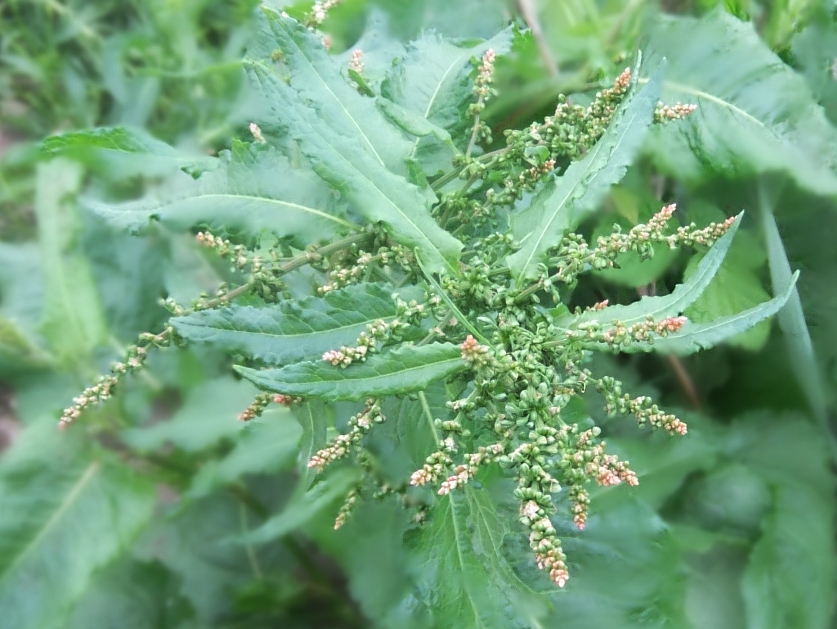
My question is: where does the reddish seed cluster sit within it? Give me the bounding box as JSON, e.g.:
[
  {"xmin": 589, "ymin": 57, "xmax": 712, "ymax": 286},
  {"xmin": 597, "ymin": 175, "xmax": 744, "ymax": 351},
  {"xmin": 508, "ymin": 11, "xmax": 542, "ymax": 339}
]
[
  {"xmin": 348, "ymin": 49, "xmax": 363, "ymax": 74},
  {"xmin": 460, "ymin": 334, "xmax": 491, "ymax": 365},
  {"xmin": 654, "ymin": 101, "xmax": 697, "ymax": 123},
  {"xmin": 475, "ymin": 49, "xmax": 496, "ymax": 99},
  {"xmin": 308, "ymin": 400, "xmax": 384, "ymax": 472}
]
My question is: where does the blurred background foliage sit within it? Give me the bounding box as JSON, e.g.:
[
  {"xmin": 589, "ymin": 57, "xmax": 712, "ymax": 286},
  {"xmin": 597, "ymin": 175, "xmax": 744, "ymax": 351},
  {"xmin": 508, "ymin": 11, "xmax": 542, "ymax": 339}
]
[{"xmin": 1, "ymin": 0, "xmax": 837, "ymax": 627}]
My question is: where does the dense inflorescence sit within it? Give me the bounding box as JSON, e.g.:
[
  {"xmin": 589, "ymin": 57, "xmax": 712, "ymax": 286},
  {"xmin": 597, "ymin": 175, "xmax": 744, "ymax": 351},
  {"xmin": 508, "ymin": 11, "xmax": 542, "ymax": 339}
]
[{"xmin": 59, "ymin": 42, "xmax": 712, "ymax": 589}]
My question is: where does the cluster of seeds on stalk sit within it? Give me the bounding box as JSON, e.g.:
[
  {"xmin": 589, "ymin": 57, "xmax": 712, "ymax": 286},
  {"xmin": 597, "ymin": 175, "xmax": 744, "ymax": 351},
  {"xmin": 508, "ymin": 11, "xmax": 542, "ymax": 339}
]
[
  {"xmin": 654, "ymin": 101, "xmax": 697, "ymax": 123},
  {"xmin": 305, "ymin": 0, "xmax": 342, "ymax": 27},
  {"xmin": 322, "ymin": 295, "xmax": 442, "ymax": 367},
  {"xmin": 59, "ymin": 327, "xmax": 174, "ymax": 429},
  {"xmin": 307, "ymin": 399, "xmax": 385, "ymax": 471},
  {"xmin": 318, "ymin": 244, "xmax": 414, "ymax": 294}
]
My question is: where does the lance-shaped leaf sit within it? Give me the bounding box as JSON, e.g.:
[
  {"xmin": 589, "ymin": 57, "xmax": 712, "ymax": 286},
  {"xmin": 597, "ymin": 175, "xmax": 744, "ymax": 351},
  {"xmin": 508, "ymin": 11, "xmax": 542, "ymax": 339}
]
[
  {"xmin": 508, "ymin": 64, "xmax": 664, "ymax": 279},
  {"xmin": 616, "ymin": 271, "xmax": 799, "ymax": 355},
  {"xmin": 235, "ymin": 343, "xmax": 467, "ymax": 401},
  {"xmin": 250, "ymin": 7, "xmax": 411, "ymax": 173},
  {"xmin": 643, "ymin": 10, "xmax": 837, "ymax": 196},
  {"xmin": 246, "ymin": 10, "xmax": 462, "ymax": 274},
  {"xmin": 172, "ymin": 284, "xmax": 412, "ymax": 366},
  {"xmin": 0, "ymin": 425, "xmax": 156, "ymax": 629},
  {"xmin": 92, "ymin": 142, "xmax": 353, "ymax": 242},
  {"xmin": 381, "ymin": 28, "xmax": 513, "ymax": 173},
  {"xmin": 409, "ymin": 486, "xmax": 547, "ymax": 628},
  {"xmin": 571, "ymin": 213, "xmax": 742, "ymax": 328}
]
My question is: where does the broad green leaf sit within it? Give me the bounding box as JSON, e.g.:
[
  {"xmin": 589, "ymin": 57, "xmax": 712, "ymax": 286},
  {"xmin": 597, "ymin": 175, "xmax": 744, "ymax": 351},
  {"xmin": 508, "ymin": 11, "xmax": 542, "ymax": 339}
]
[
  {"xmin": 728, "ymin": 413, "xmax": 836, "ymax": 629},
  {"xmin": 92, "ymin": 142, "xmax": 354, "ymax": 242},
  {"xmin": 172, "ymin": 283, "xmax": 408, "ymax": 366},
  {"xmin": 760, "ymin": 193, "xmax": 828, "ymax": 425},
  {"xmin": 250, "ymin": 7, "xmax": 411, "ymax": 173},
  {"xmin": 235, "ymin": 342, "xmax": 467, "ymax": 401},
  {"xmin": 508, "ymin": 64, "xmax": 664, "ymax": 279},
  {"xmin": 619, "ymin": 271, "xmax": 799, "ymax": 355},
  {"xmin": 643, "ymin": 10, "xmax": 837, "ymax": 196},
  {"xmin": 42, "ymin": 126, "xmax": 214, "ymax": 177},
  {"xmin": 409, "ymin": 486, "xmax": 547, "ymax": 628},
  {"xmin": 245, "ymin": 9, "xmax": 462, "ymax": 274},
  {"xmin": 35, "ymin": 160, "xmax": 108, "ymax": 364},
  {"xmin": 123, "ymin": 377, "xmax": 259, "ymax": 453},
  {"xmin": 189, "ymin": 414, "xmax": 302, "ymax": 499},
  {"xmin": 0, "ymin": 424, "xmax": 156, "ymax": 629},
  {"xmin": 0, "ymin": 243, "xmax": 49, "ymax": 374},
  {"xmin": 381, "ymin": 28, "xmax": 513, "ymax": 173},
  {"xmin": 573, "ymin": 213, "xmax": 742, "ymax": 327}
]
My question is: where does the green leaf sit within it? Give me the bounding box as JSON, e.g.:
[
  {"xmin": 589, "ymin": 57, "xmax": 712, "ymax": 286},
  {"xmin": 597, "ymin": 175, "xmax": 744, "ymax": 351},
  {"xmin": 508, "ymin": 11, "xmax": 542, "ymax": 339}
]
[
  {"xmin": 42, "ymin": 126, "xmax": 215, "ymax": 177},
  {"xmin": 508, "ymin": 63, "xmax": 664, "ymax": 279},
  {"xmin": 0, "ymin": 424, "xmax": 156, "ymax": 629},
  {"xmin": 643, "ymin": 10, "xmax": 837, "ymax": 195},
  {"xmin": 573, "ymin": 213, "xmax": 743, "ymax": 327},
  {"xmin": 235, "ymin": 342, "xmax": 467, "ymax": 401},
  {"xmin": 620, "ymin": 271, "xmax": 799, "ymax": 355},
  {"xmin": 245, "ymin": 9, "xmax": 462, "ymax": 274},
  {"xmin": 727, "ymin": 413, "xmax": 836, "ymax": 629},
  {"xmin": 91, "ymin": 142, "xmax": 354, "ymax": 242},
  {"xmin": 381, "ymin": 29, "xmax": 513, "ymax": 173},
  {"xmin": 35, "ymin": 159, "xmax": 108, "ymax": 364},
  {"xmin": 250, "ymin": 8, "xmax": 412, "ymax": 174},
  {"xmin": 172, "ymin": 284, "xmax": 410, "ymax": 366},
  {"xmin": 123, "ymin": 377, "xmax": 259, "ymax": 453},
  {"xmin": 681, "ymin": 235, "xmax": 772, "ymax": 352},
  {"xmin": 188, "ymin": 414, "xmax": 302, "ymax": 499},
  {"xmin": 409, "ymin": 486, "xmax": 547, "ymax": 628}
]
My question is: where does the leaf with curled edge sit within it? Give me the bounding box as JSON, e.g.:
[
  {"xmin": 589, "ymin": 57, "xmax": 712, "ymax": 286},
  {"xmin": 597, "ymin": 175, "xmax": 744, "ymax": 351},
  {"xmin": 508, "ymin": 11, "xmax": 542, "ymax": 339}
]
[
  {"xmin": 608, "ymin": 271, "xmax": 798, "ymax": 355},
  {"xmin": 569, "ymin": 213, "xmax": 743, "ymax": 329},
  {"xmin": 508, "ymin": 63, "xmax": 664, "ymax": 280},
  {"xmin": 245, "ymin": 10, "xmax": 463, "ymax": 274},
  {"xmin": 235, "ymin": 343, "xmax": 467, "ymax": 401}
]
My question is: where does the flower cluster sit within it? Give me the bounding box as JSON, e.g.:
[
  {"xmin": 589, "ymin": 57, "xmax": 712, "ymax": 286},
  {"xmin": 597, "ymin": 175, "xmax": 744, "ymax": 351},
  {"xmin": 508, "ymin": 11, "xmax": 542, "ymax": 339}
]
[
  {"xmin": 59, "ymin": 327, "xmax": 174, "ymax": 429},
  {"xmin": 305, "ymin": 0, "xmax": 342, "ymax": 27},
  {"xmin": 566, "ymin": 315, "xmax": 688, "ymax": 349},
  {"xmin": 307, "ymin": 399, "xmax": 385, "ymax": 471},
  {"xmin": 348, "ymin": 49, "xmax": 363, "ymax": 74},
  {"xmin": 238, "ymin": 393, "xmax": 274, "ymax": 422},
  {"xmin": 597, "ymin": 376, "xmax": 688, "ymax": 435},
  {"xmin": 334, "ymin": 488, "xmax": 358, "ymax": 530},
  {"xmin": 318, "ymin": 244, "xmax": 414, "ymax": 294},
  {"xmin": 654, "ymin": 101, "xmax": 697, "ymax": 123}
]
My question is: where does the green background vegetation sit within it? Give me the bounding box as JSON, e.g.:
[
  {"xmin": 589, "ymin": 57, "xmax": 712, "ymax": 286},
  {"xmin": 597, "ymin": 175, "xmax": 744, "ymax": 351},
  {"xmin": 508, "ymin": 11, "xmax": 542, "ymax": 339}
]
[{"xmin": 1, "ymin": 0, "xmax": 837, "ymax": 627}]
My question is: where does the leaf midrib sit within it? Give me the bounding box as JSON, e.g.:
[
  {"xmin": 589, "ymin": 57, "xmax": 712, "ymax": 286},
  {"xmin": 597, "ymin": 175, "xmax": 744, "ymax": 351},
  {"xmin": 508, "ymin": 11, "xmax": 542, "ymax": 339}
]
[
  {"xmin": 143, "ymin": 192, "xmax": 355, "ymax": 228},
  {"xmin": 0, "ymin": 461, "xmax": 100, "ymax": 585}
]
